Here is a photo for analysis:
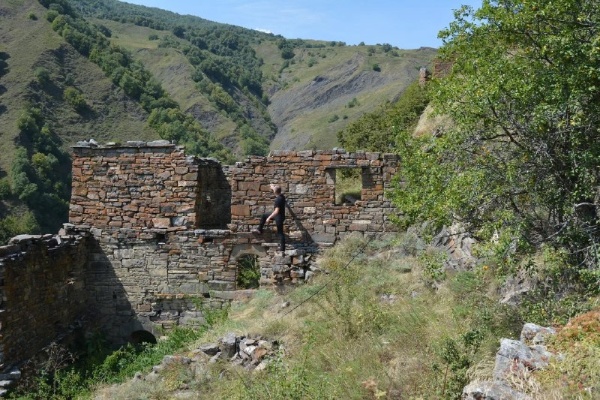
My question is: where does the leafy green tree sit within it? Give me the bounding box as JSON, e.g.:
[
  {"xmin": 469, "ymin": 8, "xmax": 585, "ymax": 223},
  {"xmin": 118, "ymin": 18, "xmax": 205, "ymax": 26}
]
[
  {"xmin": 281, "ymin": 47, "xmax": 295, "ymax": 60},
  {"xmin": 392, "ymin": 0, "xmax": 600, "ymax": 254},
  {"xmin": 0, "ymin": 212, "xmax": 40, "ymax": 245},
  {"xmin": 172, "ymin": 25, "xmax": 185, "ymax": 38}
]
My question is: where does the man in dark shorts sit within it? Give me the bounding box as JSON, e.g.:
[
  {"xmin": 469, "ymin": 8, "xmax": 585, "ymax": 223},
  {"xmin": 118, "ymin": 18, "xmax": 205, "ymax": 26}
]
[{"xmin": 253, "ymin": 184, "xmax": 286, "ymax": 251}]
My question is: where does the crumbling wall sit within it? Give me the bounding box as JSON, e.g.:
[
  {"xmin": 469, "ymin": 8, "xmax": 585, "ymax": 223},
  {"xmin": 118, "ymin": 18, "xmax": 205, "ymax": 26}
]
[
  {"xmin": 69, "ymin": 141, "xmax": 199, "ymax": 230},
  {"xmin": 0, "ymin": 233, "xmax": 90, "ymax": 369},
  {"xmin": 227, "ymin": 149, "xmax": 398, "ymax": 245},
  {"xmin": 66, "ymin": 143, "xmax": 399, "ymax": 340},
  {"xmin": 0, "ymin": 143, "xmax": 400, "ymax": 375}
]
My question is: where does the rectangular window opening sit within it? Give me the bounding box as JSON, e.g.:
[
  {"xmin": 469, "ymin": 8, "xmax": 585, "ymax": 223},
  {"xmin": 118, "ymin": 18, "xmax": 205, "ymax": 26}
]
[{"xmin": 334, "ymin": 168, "xmax": 362, "ymax": 205}]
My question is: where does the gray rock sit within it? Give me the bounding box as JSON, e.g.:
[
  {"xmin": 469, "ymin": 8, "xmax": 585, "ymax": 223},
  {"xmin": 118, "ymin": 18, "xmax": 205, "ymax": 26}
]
[
  {"xmin": 147, "ymin": 140, "xmax": 172, "ymax": 147},
  {"xmin": 126, "ymin": 141, "xmax": 146, "ymax": 146},
  {"xmin": 209, "ymin": 352, "xmax": 221, "ymax": 364},
  {"xmin": 198, "ymin": 343, "xmax": 220, "ymax": 356},
  {"xmin": 9, "ymin": 234, "xmax": 40, "ymax": 244},
  {"xmin": 493, "ymin": 339, "xmax": 552, "ymax": 381},
  {"xmin": 520, "ymin": 323, "xmax": 556, "ymax": 345},
  {"xmin": 145, "ymin": 370, "xmax": 160, "ymax": 382},
  {"xmin": 462, "ymin": 380, "xmax": 531, "ymax": 400},
  {"xmin": 219, "ymin": 332, "xmax": 237, "ymax": 358},
  {"xmin": 162, "ymin": 355, "xmax": 191, "ymax": 365}
]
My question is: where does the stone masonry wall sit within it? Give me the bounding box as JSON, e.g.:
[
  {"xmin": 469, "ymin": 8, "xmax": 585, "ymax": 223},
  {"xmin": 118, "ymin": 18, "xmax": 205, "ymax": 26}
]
[
  {"xmin": 66, "ymin": 143, "xmax": 400, "ymax": 343},
  {"xmin": 70, "ymin": 141, "xmax": 200, "ymax": 230},
  {"xmin": 0, "ymin": 143, "xmax": 401, "ymax": 377},
  {"xmin": 0, "ymin": 233, "xmax": 90, "ymax": 370},
  {"xmin": 226, "ymin": 149, "xmax": 399, "ymax": 245}
]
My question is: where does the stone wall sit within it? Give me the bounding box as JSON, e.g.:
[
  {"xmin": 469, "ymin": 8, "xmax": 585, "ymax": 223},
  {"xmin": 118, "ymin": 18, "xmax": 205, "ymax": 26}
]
[
  {"xmin": 70, "ymin": 143, "xmax": 399, "ymax": 246},
  {"xmin": 70, "ymin": 141, "xmax": 200, "ymax": 230},
  {"xmin": 0, "ymin": 233, "xmax": 90, "ymax": 369},
  {"xmin": 64, "ymin": 143, "xmax": 400, "ymax": 343},
  {"xmin": 226, "ymin": 149, "xmax": 398, "ymax": 245},
  {"xmin": 0, "ymin": 142, "xmax": 401, "ymax": 372}
]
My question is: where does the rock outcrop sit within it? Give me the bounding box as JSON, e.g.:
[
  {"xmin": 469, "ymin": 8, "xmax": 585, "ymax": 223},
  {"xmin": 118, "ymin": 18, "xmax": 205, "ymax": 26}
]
[{"xmin": 462, "ymin": 323, "xmax": 556, "ymax": 400}]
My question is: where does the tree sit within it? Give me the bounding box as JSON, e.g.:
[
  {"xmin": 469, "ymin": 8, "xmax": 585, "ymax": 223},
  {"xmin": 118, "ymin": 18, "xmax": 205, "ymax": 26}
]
[
  {"xmin": 392, "ymin": 0, "xmax": 600, "ymax": 255},
  {"xmin": 280, "ymin": 47, "xmax": 295, "ymax": 60}
]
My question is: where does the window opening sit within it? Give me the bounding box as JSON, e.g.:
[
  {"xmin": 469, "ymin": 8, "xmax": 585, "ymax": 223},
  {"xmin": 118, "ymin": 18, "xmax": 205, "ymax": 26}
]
[
  {"xmin": 334, "ymin": 168, "xmax": 362, "ymax": 205},
  {"xmin": 236, "ymin": 254, "xmax": 260, "ymax": 289}
]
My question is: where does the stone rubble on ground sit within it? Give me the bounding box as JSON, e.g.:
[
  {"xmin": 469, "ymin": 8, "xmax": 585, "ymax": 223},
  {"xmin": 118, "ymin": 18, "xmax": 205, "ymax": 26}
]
[{"xmin": 131, "ymin": 332, "xmax": 279, "ymax": 394}]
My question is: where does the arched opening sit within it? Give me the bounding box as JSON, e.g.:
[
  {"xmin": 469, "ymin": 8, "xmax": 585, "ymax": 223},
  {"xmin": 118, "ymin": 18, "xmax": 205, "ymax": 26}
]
[
  {"xmin": 236, "ymin": 254, "xmax": 260, "ymax": 289},
  {"xmin": 130, "ymin": 330, "xmax": 157, "ymax": 345}
]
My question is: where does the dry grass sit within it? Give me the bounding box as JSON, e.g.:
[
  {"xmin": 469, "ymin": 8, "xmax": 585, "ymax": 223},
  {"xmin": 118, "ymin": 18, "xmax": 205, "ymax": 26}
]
[
  {"xmin": 92, "ymin": 233, "xmax": 522, "ymax": 399},
  {"xmin": 90, "ymin": 235, "xmax": 600, "ymax": 400}
]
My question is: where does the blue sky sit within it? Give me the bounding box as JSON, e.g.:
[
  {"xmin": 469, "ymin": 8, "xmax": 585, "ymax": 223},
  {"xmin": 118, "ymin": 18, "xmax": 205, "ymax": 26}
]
[{"xmin": 119, "ymin": 1, "xmax": 481, "ymax": 49}]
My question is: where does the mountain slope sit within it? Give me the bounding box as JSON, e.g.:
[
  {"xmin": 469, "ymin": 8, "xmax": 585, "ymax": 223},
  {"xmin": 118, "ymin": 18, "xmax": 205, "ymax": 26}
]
[
  {"xmin": 0, "ymin": 0, "xmax": 158, "ymax": 171},
  {"xmin": 74, "ymin": 0, "xmax": 437, "ymax": 152},
  {"xmin": 0, "ymin": 0, "xmax": 436, "ymax": 240},
  {"xmin": 264, "ymin": 46, "xmax": 436, "ymax": 149}
]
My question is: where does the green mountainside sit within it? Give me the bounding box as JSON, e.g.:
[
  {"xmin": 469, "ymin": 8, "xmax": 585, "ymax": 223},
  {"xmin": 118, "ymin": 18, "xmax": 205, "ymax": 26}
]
[{"xmin": 0, "ymin": 0, "xmax": 436, "ymax": 240}]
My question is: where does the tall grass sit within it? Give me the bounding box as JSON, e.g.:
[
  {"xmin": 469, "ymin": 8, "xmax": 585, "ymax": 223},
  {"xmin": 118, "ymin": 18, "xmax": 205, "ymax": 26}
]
[
  {"xmin": 81, "ymin": 233, "xmax": 600, "ymax": 399},
  {"xmin": 197, "ymin": 233, "xmax": 520, "ymax": 399}
]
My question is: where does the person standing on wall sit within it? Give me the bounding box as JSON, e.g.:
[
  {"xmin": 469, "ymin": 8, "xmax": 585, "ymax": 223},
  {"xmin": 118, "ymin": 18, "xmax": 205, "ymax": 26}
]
[{"xmin": 253, "ymin": 184, "xmax": 286, "ymax": 251}]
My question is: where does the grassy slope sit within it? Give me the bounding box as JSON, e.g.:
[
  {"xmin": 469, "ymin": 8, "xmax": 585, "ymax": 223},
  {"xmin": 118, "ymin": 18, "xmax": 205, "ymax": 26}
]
[
  {"xmin": 0, "ymin": 0, "xmax": 64, "ymax": 173},
  {"xmin": 0, "ymin": 0, "xmax": 158, "ymax": 176},
  {"xmin": 92, "ymin": 233, "xmax": 519, "ymax": 399},
  {"xmin": 257, "ymin": 43, "xmax": 437, "ymax": 150},
  {"xmin": 98, "ymin": 18, "xmax": 247, "ymax": 143},
  {"xmin": 92, "ymin": 234, "xmax": 600, "ymax": 399}
]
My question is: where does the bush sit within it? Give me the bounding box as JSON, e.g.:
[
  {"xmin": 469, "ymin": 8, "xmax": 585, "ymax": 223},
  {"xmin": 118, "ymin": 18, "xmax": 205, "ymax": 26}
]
[
  {"xmin": 0, "ymin": 177, "xmax": 11, "ymax": 199},
  {"xmin": 34, "ymin": 67, "xmax": 50, "ymax": 84},
  {"xmin": 327, "ymin": 114, "xmax": 339, "ymax": 123},
  {"xmin": 281, "ymin": 47, "xmax": 295, "ymax": 60},
  {"xmin": 45, "ymin": 10, "xmax": 59, "ymax": 22},
  {"xmin": 236, "ymin": 255, "xmax": 260, "ymax": 289},
  {"xmin": 64, "ymin": 87, "xmax": 87, "ymax": 112}
]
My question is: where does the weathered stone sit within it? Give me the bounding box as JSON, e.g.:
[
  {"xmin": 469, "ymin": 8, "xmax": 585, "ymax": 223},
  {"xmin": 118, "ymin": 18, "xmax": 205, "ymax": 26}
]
[
  {"xmin": 493, "ymin": 338, "xmax": 553, "ymax": 381},
  {"xmin": 462, "ymin": 380, "xmax": 531, "ymax": 400},
  {"xmin": 198, "ymin": 343, "xmax": 220, "ymax": 356},
  {"xmin": 520, "ymin": 323, "xmax": 556, "ymax": 345},
  {"xmin": 219, "ymin": 332, "xmax": 237, "ymax": 358},
  {"xmin": 0, "ymin": 146, "xmax": 400, "ymax": 372}
]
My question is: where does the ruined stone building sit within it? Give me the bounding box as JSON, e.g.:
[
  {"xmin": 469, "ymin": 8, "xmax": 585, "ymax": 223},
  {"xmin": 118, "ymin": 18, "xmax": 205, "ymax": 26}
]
[{"xmin": 0, "ymin": 141, "xmax": 398, "ymax": 375}]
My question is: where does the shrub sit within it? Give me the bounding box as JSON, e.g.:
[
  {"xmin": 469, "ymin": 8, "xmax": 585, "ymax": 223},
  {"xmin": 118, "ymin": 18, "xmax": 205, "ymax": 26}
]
[
  {"xmin": 347, "ymin": 97, "xmax": 360, "ymax": 108},
  {"xmin": 64, "ymin": 86, "xmax": 87, "ymax": 112},
  {"xmin": 327, "ymin": 114, "xmax": 339, "ymax": 123},
  {"xmin": 34, "ymin": 67, "xmax": 50, "ymax": 84},
  {"xmin": 281, "ymin": 47, "xmax": 295, "ymax": 60},
  {"xmin": 236, "ymin": 255, "xmax": 260, "ymax": 289},
  {"xmin": 0, "ymin": 177, "xmax": 11, "ymax": 199}
]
